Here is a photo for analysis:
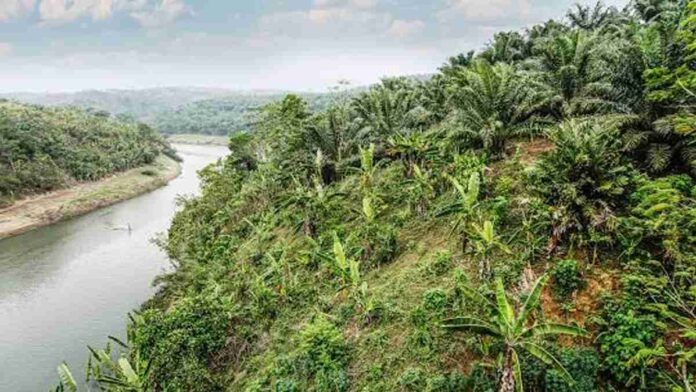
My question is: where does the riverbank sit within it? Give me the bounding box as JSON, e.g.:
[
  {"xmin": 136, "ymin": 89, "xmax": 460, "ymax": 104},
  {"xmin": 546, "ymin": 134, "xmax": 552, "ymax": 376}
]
[
  {"xmin": 0, "ymin": 155, "xmax": 181, "ymax": 240},
  {"xmin": 165, "ymin": 133, "xmax": 229, "ymax": 146}
]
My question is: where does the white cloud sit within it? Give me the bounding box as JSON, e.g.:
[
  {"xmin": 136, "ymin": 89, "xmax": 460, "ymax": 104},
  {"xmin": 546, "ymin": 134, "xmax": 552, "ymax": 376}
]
[
  {"xmin": 37, "ymin": 0, "xmax": 187, "ymax": 26},
  {"xmin": 129, "ymin": 0, "xmax": 189, "ymax": 28},
  {"xmin": 39, "ymin": 0, "xmax": 114, "ymax": 23},
  {"xmin": 438, "ymin": 0, "xmax": 531, "ymax": 22},
  {"xmin": 258, "ymin": 0, "xmax": 392, "ymax": 42},
  {"xmin": 0, "ymin": 0, "xmax": 35, "ymax": 21},
  {"xmin": 350, "ymin": 0, "xmax": 377, "ymax": 9},
  {"xmin": 0, "ymin": 42, "xmax": 13, "ymax": 56},
  {"xmin": 387, "ymin": 19, "xmax": 424, "ymax": 38}
]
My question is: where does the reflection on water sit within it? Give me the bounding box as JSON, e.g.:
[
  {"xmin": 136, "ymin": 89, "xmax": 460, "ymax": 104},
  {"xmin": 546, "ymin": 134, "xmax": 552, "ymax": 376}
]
[{"xmin": 0, "ymin": 144, "xmax": 228, "ymax": 391}]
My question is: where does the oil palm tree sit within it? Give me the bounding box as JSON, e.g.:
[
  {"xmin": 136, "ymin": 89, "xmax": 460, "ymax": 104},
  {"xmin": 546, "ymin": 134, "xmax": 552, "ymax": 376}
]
[
  {"xmin": 447, "ymin": 60, "xmax": 549, "ymax": 156},
  {"xmin": 352, "ymin": 78, "xmax": 422, "ymax": 144},
  {"xmin": 530, "ymin": 30, "xmax": 625, "ymax": 118},
  {"xmin": 443, "ymin": 275, "xmax": 587, "ymax": 392}
]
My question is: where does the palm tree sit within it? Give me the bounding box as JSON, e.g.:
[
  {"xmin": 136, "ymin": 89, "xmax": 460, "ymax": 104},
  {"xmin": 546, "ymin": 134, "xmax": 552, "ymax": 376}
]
[
  {"xmin": 352, "ymin": 78, "xmax": 423, "ymax": 144},
  {"xmin": 443, "ymin": 275, "xmax": 587, "ymax": 392},
  {"xmin": 447, "ymin": 60, "xmax": 549, "ymax": 155},
  {"xmin": 566, "ymin": 2, "xmax": 622, "ymax": 33},
  {"xmin": 530, "ymin": 30, "xmax": 624, "ymax": 118},
  {"xmin": 481, "ymin": 31, "xmax": 528, "ymax": 64}
]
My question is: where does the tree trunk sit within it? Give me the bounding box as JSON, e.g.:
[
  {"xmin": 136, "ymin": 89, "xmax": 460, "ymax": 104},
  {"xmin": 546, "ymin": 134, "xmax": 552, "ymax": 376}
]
[{"xmin": 499, "ymin": 348, "xmax": 515, "ymax": 392}]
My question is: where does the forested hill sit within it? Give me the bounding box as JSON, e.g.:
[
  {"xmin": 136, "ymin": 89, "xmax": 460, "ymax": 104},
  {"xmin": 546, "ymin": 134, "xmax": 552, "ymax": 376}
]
[
  {"xmin": 1, "ymin": 88, "xmax": 353, "ymax": 136},
  {"xmin": 57, "ymin": 1, "xmax": 694, "ymax": 392},
  {"xmin": 0, "ymin": 100, "xmax": 177, "ymax": 207},
  {"xmin": 2, "ymin": 87, "xmax": 234, "ymax": 119}
]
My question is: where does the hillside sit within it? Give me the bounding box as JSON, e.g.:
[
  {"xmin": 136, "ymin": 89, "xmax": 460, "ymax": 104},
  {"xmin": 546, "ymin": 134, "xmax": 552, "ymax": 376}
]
[
  {"xmin": 0, "ymin": 100, "xmax": 177, "ymax": 208},
  {"xmin": 2, "ymin": 87, "xmax": 348, "ymax": 136},
  {"xmin": 56, "ymin": 1, "xmax": 695, "ymax": 392},
  {"xmin": 2, "ymin": 87, "xmax": 235, "ymax": 119}
]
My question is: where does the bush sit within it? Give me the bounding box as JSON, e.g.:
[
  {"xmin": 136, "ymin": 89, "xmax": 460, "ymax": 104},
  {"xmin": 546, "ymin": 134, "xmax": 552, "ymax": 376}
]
[
  {"xmin": 132, "ymin": 294, "xmax": 231, "ymax": 391},
  {"xmin": 298, "ymin": 317, "xmax": 349, "ymax": 392},
  {"xmin": 550, "ymin": 259, "xmax": 586, "ymax": 298},
  {"xmin": 597, "ymin": 307, "xmax": 658, "ymax": 387},
  {"xmin": 399, "ymin": 367, "xmax": 426, "ymax": 391}
]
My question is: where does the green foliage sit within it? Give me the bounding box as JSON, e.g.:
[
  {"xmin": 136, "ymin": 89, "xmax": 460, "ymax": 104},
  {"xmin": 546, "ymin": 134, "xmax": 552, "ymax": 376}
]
[
  {"xmin": 399, "ymin": 367, "xmax": 426, "ymax": 391},
  {"xmin": 530, "ymin": 120, "xmax": 636, "ymax": 253},
  {"xmin": 443, "ymin": 276, "xmax": 587, "ymax": 392},
  {"xmin": 132, "ymin": 294, "xmax": 231, "ymax": 391},
  {"xmin": 550, "ymin": 259, "xmax": 587, "ymax": 299},
  {"xmin": 55, "ymin": 2, "xmax": 696, "ymax": 391},
  {"xmin": 597, "ymin": 306, "xmax": 659, "ymax": 388},
  {"xmin": 447, "ymin": 60, "xmax": 548, "ymax": 155},
  {"xmin": 0, "ymin": 101, "xmax": 174, "ymax": 206},
  {"xmin": 298, "ymin": 317, "xmax": 349, "ymax": 392}
]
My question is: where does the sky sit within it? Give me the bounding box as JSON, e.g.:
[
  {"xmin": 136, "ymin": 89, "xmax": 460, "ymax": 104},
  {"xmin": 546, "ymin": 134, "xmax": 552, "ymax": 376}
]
[{"xmin": 0, "ymin": 0, "xmax": 629, "ymax": 93}]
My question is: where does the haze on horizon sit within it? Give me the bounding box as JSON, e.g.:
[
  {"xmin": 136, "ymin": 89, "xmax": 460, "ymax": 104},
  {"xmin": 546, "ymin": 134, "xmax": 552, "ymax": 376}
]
[{"xmin": 0, "ymin": 0, "xmax": 629, "ymax": 93}]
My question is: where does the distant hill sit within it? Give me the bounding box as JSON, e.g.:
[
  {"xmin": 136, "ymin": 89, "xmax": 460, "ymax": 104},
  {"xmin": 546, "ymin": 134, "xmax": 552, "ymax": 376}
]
[
  {"xmin": 1, "ymin": 87, "xmax": 342, "ymax": 135},
  {"xmin": 2, "ymin": 87, "xmax": 242, "ymax": 119}
]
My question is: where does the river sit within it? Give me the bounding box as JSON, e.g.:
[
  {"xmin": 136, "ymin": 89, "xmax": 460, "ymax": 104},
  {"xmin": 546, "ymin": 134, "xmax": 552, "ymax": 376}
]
[{"xmin": 0, "ymin": 144, "xmax": 228, "ymax": 391}]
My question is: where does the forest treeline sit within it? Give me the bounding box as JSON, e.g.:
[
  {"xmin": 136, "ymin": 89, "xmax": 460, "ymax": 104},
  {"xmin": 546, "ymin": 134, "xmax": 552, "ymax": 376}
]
[
  {"xmin": 4, "ymin": 88, "xmax": 344, "ymax": 136},
  {"xmin": 0, "ymin": 101, "xmax": 177, "ymax": 207},
  {"xmin": 57, "ymin": 1, "xmax": 694, "ymax": 392}
]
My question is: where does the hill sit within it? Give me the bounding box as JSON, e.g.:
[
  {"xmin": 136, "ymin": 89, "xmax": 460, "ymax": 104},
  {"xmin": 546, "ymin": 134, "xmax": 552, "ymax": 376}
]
[
  {"xmin": 0, "ymin": 100, "xmax": 177, "ymax": 208},
  {"xmin": 55, "ymin": 1, "xmax": 695, "ymax": 392}
]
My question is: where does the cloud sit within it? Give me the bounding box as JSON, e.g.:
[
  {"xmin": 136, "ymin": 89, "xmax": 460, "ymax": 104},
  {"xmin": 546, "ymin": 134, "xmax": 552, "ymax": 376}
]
[
  {"xmin": 129, "ymin": 0, "xmax": 189, "ymax": 28},
  {"xmin": 37, "ymin": 0, "xmax": 187, "ymax": 27},
  {"xmin": 387, "ymin": 19, "xmax": 424, "ymax": 38},
  {"xmin": 39, "ymin": 0, "xmax": 114, "ymax": 24},
  {"xmin": 0, "ymin": 0, "xmax": 35, "ymax": 21},
  {"xmin": 258, "ymin": 0, "xmax": 392, "ymax": 42},
  {"xmin": 0, "ymin": 42, "xmax": 13, "ymax": 56},
  {"xmin": 437, "ymin": 0, "xmax": 531, "ymax": 23}
]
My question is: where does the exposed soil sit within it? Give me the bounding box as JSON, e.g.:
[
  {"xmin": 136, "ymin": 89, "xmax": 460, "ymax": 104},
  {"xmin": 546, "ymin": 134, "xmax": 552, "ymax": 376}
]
[{"xmin": 0, "ymin": 155, "xmax": 181, "ymax": 240}]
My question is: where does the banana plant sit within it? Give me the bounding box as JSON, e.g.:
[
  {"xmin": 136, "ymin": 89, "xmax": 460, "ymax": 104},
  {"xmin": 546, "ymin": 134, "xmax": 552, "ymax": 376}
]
[
  {"xmin": 332, "ymin": 232, "xmax": 361, "ymax": 291},
  {"xmin": 405, "ymin": 164, "xmax": 435, "ymax": 216},
  {"xmin": 437, "ymin": 172, "xmax": 481, "ymax": 251},
  {"xmin": 468, "ymin": 220, "xmax": 511, "ymax": 281},
  {"xmin": 443, "ymin": 275, "xmax": 587, "ymax": 392},
  {"xmin": 53, "ymin": 362, "xmax": 77, "ymax": 392}
]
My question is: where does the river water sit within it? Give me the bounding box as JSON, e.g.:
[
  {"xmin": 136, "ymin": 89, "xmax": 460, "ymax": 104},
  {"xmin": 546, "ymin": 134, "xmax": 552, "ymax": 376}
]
[{"xmin": 0, "ymin": 144, "xmax": 228, "ymax": 391}]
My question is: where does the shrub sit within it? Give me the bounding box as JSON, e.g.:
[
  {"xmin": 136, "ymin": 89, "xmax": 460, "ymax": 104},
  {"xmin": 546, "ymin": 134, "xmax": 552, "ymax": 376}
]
[
  {"xmin": 298, "ymin": 317, "xmax": 349, "ymax": 392},
  {"xmin": 423, "ymin": 251, "xmax": 453, "ymax": 276},
  {"xmin": 132, "ymin": 294, "xmax": 231, "ymax": 391},
  {"xmin": 550, "ymin": 259, "xmax": 586, "ymax": 298},
  {"xmin": 399, "ymin": 367, "xmax": 426, "ymax": 391},
  {"xmin": 422, "ymin": 288, "xmax": 448, "ymax": 314},
  {"xmin": 597, "ymin": 307, "xmax": 658, "ymax": 387},
  {"xmin": 546, "ymin": 348, "xmax": 600, "ymax": 392}
]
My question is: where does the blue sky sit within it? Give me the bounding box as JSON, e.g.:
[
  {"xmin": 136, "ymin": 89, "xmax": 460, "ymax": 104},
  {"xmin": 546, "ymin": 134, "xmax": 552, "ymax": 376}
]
[{"xmin": 0, "ymin": 0, "xmax": 628, "ymax": 92}]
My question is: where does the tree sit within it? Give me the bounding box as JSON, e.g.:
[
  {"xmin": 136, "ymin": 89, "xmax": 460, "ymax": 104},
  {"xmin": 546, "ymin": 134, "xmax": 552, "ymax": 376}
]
[
  {"xmin": 443, "ymin": 275, "xmax": 587, "ymax": 392},
  {"xmin": 447, "ymin": 60, "xmax": 548, "ymax": 155},
  {"xmin": 530, "ymin": 30, "xmax": 624, "ymax": 118}
]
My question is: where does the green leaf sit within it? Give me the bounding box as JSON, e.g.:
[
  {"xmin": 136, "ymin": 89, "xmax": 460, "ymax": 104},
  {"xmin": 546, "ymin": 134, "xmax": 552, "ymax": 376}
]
[
  {"xmin": 514, "ymin": 274, "xmax": 549, "ymax": 333},
  {"xmin": 522, "ymin": 342, "xmax": 575, "ymax": 386},
  {"xmin": 57, "ymin": 363, "xmax": 77, "ymax": 392},
  {"xmin": 118, "ymin": 358, "xmax": 139, "ymax": 385},
  {"xmin": 332, "ymin": 232, "xmax": 348, "ymax": 271},
  {"xmin": 523, "ymin": 323, "xmax": 587, "ymax": 338},
  {"xmin": 495, "ymin": 278, "xmax": 514, "ymax": 328}
]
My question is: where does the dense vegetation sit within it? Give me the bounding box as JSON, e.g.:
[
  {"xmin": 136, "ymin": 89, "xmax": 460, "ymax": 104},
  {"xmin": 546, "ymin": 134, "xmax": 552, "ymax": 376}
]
[
  {"xmin": 57, "ymin": 1, "xmax": 694, "ymax": 391},
  {"xmin": 0, "ymin": 100, "xmax": 177, "ymax": 207},
  {"xmin": 4, "ymin": 88, "xmax": 344, "ymax": 136},
  {"xmin": 149, "ymin": 92, "xmax": 343, "ymax": 135}
]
